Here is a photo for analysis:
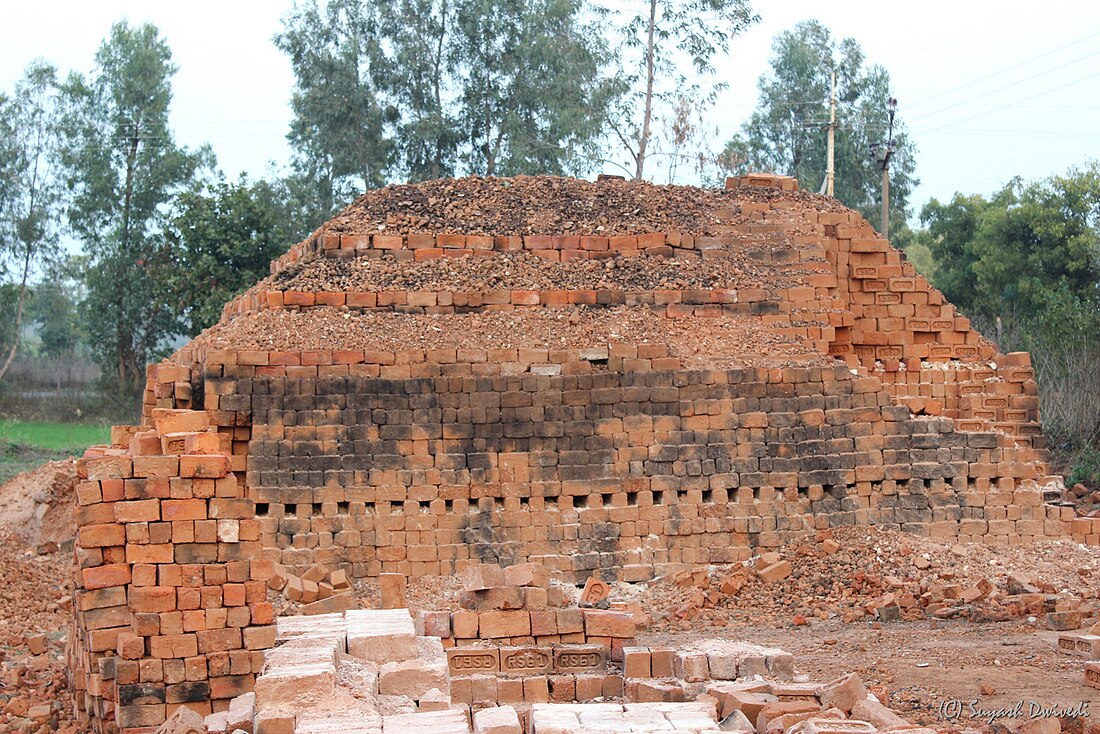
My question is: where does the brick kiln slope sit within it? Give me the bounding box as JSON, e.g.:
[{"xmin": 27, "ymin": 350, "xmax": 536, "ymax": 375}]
[{"xmin": 142, "ymin": 175, "xmax": 1082, "ymax": 583}]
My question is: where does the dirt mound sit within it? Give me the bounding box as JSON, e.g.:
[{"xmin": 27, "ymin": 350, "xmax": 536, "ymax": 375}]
[
  {"xmin": 320, "ymin": 175, "xmax": 845, "ymax": 237},
  {"xmin": 0, "ymin": 459, "xmax": 76, "ymax": 551},
  {"xmin": 0, "ymin": 466, "xmax": 80, "ymax": 732}
]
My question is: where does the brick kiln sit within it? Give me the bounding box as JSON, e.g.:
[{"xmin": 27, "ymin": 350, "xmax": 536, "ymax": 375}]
[{"xmin": 66, "ymin": 174, "xmax": 1090, "ymax": 730}]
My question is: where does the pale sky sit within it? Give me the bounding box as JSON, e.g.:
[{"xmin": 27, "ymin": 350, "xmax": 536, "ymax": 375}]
[{"xmin": 3, "ymin": 0, "xmax": 1100, "ymax": 221}]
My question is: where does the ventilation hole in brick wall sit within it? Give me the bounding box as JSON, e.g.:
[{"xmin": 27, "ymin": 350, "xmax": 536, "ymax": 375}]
[
  {"xmin": 702, "ymin": 489, "xmax": 713, "ymax": 503},
  {"xmin": 519, "ymin": 496, "xmax": 530, "ymax": 507},
  {"xmin": 312, "ymin": 503, "xmax": 323, "ymax": 515},
  {"xmin": 626, "ymin": 491, "xmax": 638, "ymax": 506},
  {"xmin": 653, "ymin": 490, "xmax": 665, "ymax": 504},
  {"xmin": 797, "ymin": 486, "xmax": 809, "ymax": 498},
  {"xmin": 444, "ymin": 499, "xmax": 454, "ymax": 512},
  {"xmin": 752, "ymin": 487, "xmax": 762, "ymax": 500},
  {"xmin": 588, "ymin": 357, "xmax": 609, "ymax": 367},
  {"xmin": 572, "ymin": 495, "xmax": 586, "ymax": 509},
  {"xmin": 365, "ymin": 502, "xmax": 376, "ymax": 514},
  {"xmin": 419, "ymin": 501, "xmax": 432, "ymax": 513},
  {"xmin": 602, "ymin": 494, "xmax": 613, "ymax": 508},
  {"xmin": 337, "ymin": 502, "xmax": 349, "ymax": 515},
  {"xmin": 255, "ymin": 503, "xmax": 269, "ymax": 516},
  {"xmin": 677, "ymin": 490, "xmax": 688, "ymax": 501}
]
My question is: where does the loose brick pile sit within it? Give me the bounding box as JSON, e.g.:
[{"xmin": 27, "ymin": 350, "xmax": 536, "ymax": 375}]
[
  {"xmin": 162, "ymin": 597, "xmax": 941, "ymax": 734},
  {"xmin": 68, "ymin": 409, "xmax": 276, "ymax": 731}
]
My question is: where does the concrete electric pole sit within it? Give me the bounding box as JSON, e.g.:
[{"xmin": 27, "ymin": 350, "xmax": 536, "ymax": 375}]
[
  {"xmin": 870, "ymin": 97, "xmax": 898, "ymax": 240},
  {"xmin": 826, "ymin": 70, "xmax": 836, "ymax": 197}
]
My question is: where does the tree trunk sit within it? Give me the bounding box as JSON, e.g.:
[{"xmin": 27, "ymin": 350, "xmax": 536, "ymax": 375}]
[
  {"xmin": 0, "ymin": 248, "xmax": 33, "ymax": 382},
  {"xmin": 431, "ymin": 0, "xmax": 447, "ymax": 179},
  {"xmin": 118, "ymin": 115, "xmax": 141, "ymax": 391},
  {"xmin": 634, "ymin": 0, "xmax": 658, "ymax": 181}
]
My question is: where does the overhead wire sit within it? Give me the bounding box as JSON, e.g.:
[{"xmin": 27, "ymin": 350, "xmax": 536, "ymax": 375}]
[
  {"xmin": 905, "ymin": 48, "xmax": 1100, "ymax": 125},
  {"xmin": 916, "ymin": 69, "xmax": 1100, "ymax": 136},
  {"xmin": 906, "ymin": 28, "xmax": 1100, "ymax": 109}
]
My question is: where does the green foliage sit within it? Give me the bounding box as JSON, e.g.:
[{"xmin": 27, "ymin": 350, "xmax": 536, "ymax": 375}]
[
  {"xmin": 452, "ymin": 0, "xmax": 620, "ymax": 177},
  {"xmin": 611, "ymin": 0, "xmax": 758, "ymax": 180},
  {"xmin": 276, "ymin": 0, "xmax": 619, "ymax": 212},
  {"xmin": 26, "ymin": 263, "xmax": 85, "ymax": 359},
  {"xmin": 723, "ymin": 20, "xmax": 918, "ymax": 229},
  {"xmin": 275, "ymin": 0, "xmax": 393, "ymax": 217},
  {"xmin": 60, "ymin": 22, "xmax": 209, "ymax": 392},
  {"xmin": 0, "ymin": 285, "xmax": 17, "ymax": 357},
  {"xmin": 164, "ymin": 176, "xmax": 295, "ymax": 335},
  {"xmin": 1069, "ymin": 447, "xmax": 1100, "ymax": 488},
  {"xmin": 890, "ymin": 225, "xmax": 935, "ymax": 280},
  {"xmin": 922, "ymin": 164, "xmax": 1100, "ymax": 324},
  {"xmin": 0, "ymin": 60, "xmax": 67, "ymax": 379},
  {"xmin": 375, "ymin": 0, "xmax": 461, "ymax": 181},
  {"xmin": 922, "ymin": 164, "xmax": 1100, "ymax": 448},
  {"xmin": 0, "ymin": 420, "xmax": 111, "ymax": 484}
]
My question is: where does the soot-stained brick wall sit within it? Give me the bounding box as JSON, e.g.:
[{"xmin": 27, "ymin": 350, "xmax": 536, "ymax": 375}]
[{"xmin": 239, "ymin": 365, "xmax": 1054, "ymax": 581}]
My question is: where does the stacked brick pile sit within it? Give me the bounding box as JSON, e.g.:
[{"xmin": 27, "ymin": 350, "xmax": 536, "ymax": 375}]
[
  {"xmin": 191, "ymin": 603, "xmax": 944, "ymax": 734},
  {"xmin": 68, "ymin": 408, "xmax": 275, "ymax": 732},
  {"xmin": 200, "ymin": 605, "xmax": 778, "ymax": 731},
  {"xmin": 1054, "ymin": 620, "xmax": 1100, "ymax": 691},
  {"xmin": 528, "ymin": 702, "xmax": 720, "ymax": 733},
  {"xmin": 104, "ymin": 177, "xmax": 1084, "ymax": 582},
  {"xmin": 183, "ymin": 361, "xmax": 1064, "ymax": 581},
  {"xmin": 410, "ymin": 563, "xmax": 633, "ymax": 708}
]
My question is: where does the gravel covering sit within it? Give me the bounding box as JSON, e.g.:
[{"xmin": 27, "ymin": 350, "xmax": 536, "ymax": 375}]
[
  {"xmin": 319, "ymin": 175, "xmax": 846, "ymax": 237},
  {"xmin": 191, "ymin": 306, "xmax": 830, "ymax": 367},
  {"xmin": 267, "ymin": 248, "xmax": 821, "ymax": 294}
]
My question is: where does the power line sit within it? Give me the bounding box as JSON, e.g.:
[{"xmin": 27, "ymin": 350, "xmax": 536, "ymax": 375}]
[
  {"xmin": 906, "ymin": 48, "xmax": 1100, "ymax": 125},
  {"xmin": 907, "ymin": 29, "xmax": 1100, "ymax": 108},
  {"xmin": 917, "ymin": 68, "xmax": 1100, "ymax": 136}
]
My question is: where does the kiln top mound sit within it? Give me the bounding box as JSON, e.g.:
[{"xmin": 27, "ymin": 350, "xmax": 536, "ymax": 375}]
[{"xmin": 319, "ymin": 175, "xmax": 843, "ymax": 238}]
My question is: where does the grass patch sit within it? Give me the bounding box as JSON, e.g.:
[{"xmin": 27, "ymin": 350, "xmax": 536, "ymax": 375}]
[
  {"xmin": 0, "ymin": 442, "xmax": 73, "ymax": 486},
  {"xmin": 0, "ymin": 421, "xmax": 110, "ymax": 452},
  {"xmin": 0, "ymin": 422, "xmax": 110, "ymax": 485}
]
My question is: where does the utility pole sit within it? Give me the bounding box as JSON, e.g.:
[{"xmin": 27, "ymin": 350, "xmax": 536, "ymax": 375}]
[
  {"xmin": 826, "ymin": 70, "xmax": 836, "ymax": 197},
  {"xmin": 870, "ymin": 97, "xmax": 898, "ymax": 240}
]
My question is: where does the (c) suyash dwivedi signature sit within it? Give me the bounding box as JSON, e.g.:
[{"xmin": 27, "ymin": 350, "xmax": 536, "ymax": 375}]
[{"xmin": 938, "ymin": 699, "xmax": 1090, "ymax": 725}]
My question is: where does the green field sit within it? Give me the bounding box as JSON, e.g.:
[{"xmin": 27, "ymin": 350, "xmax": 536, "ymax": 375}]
[{"xmin": 0, "ymin": 421, "xmax": 111, "ymax": 485}]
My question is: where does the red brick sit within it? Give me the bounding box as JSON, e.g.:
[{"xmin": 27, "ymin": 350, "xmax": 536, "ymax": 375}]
[
  {"xmin": 127, "ymin": 544, "xmax": 175, "ymax": 565},
  {"xmin": 133, "ymin": 455, "xmax": 179, "ymax": 478},
  {"xmin": 83, "ymin": 563, "xmax": 132, "ymax": 590},
  {"xmin": 79, "ymin": 523, "xmax": 125, "ymax": 548},
  {"xmin": 374, "ymin": 235, "xmax": 404, "ymax": 250},
  {"xmin": 115, "ymin": 499, "xmax": 161, "ymax": 524},
  {"xmin": 130, "ymin": 587, "xmax": 178, "ymax": 613},
  {"xmin": 152, "ymin": 410, "xmax": 209, "ymax": 435},
  {"xmin": 197, "ymin": 627, "xmax": 242, "ymax": 654},
  {"xmin": 161, "ymin": 500, "xmax": 207, "ymax": 522},
  {"xmin": 179, "ymin": 455, "xmax": 229, "ymax": 479},
  {"xmin": 582, "ymin": 610, "xmax": 635, "ymax": 638},
  {"xmin": 183, "ymin": 432, "xmax": 231, "ymax": 455},
  {"xmin": 150, "ymin": 634, "xmax": 198, "ymax": 659}
]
